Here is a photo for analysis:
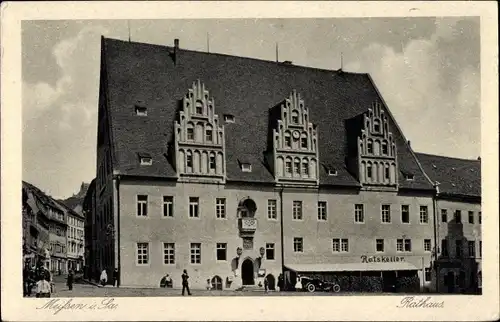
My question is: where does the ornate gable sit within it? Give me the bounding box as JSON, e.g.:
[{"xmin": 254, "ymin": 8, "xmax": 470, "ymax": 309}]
[
  {"xmin": 173, "ymin": 80, "xmax": 225, "ymax": 183},
  {"xmin": 267, "ymin": 90, "xmax": 319, "ymax": 186},
  {"xmin": 357, "ymin": 101, "xmax": 398, "ymax": 189}
]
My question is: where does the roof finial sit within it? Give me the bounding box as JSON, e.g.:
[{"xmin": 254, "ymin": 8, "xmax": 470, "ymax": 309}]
[
  {"xmin": 127, "ymin": 20, "xmax": 131, "ymax": 42},
  {"xmin": 276, "ymin": 42, "xmax": 279, "ymax": 63}
]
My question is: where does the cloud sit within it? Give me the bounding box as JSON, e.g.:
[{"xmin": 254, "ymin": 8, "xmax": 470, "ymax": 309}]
[
  {"xmin": 344, "ymin": 18, "xmax": 480, "ymax": 158},
  {"xmin": 23, "ymin": 26, "xmax": 108, "ymax": 198}
]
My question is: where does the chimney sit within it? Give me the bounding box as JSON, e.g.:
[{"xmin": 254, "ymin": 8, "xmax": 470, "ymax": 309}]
[
  {"xmin": 173, "ymin": 38, "xmax": 179, "ymax": 65},
  {"xmin": 477, "ymin": 156, "xmax": 481, "ymax": 161}
]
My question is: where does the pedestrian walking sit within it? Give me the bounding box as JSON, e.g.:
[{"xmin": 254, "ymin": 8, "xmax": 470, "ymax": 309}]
[
  {"xmin": 35, "ymin": 276, "xmax": 51, "ymax": 298},
  {"xmin": 100, "ymin": 269, "xmax": 108, "ymax": 287},
  {"xmin": 277, "ymin": 273, "xmax": 284, "ymax": 292},
  {"xmin": 67, "ymin": 269, "xmax": 74, "ymax": 291},
  {"xmin": 264, "ymin": 275, "xmax": 269, "ymax": 293},
  {"xmin": 181, "ymin": 269, "xmax": 192, "ymax": 296},
  {"xmin": 113, "ymin": 268, "xmax": 119, "ymax": 287}
]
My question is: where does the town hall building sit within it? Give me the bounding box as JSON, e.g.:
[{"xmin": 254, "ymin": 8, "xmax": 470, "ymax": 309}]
[{"xmin": 86, "ymin": 36, "xmax": 481, "ymax": 293}]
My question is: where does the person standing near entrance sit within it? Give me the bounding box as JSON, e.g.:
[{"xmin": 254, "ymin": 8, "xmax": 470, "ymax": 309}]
[
  {"xmin": 181, "ymin": 269, "xmax": 192, "ymax": 296},
  {"xmin": 67, "ymin": 269, "xmax": 74, "ymax": 291}
]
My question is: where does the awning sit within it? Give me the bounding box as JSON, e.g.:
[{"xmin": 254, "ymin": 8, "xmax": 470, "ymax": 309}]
[{"xmin": 285, "ymin": 262, "xmax": 419, "ymax": 273}]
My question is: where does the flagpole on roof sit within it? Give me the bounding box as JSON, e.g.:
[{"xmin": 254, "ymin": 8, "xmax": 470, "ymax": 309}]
[{"xmin": 127, "ymin": 20, "xmax": 131, "ymax": 42}]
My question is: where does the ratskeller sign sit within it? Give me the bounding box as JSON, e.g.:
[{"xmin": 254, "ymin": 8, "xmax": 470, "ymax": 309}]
[{"xmin": 361, "ymin": 255, "xmax": 405, "ymax": 263}]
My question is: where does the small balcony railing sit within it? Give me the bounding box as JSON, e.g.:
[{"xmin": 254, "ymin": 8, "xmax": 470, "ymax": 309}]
[{"xmin": 238, "ymin": 217, "xmax": 257, "ymax": 233}]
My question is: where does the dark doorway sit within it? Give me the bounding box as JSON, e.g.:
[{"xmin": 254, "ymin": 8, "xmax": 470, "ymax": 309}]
[
  {"xmin": 211, "ymin": 275, "xmax": 223, "ymax": 290},
  {"xmin": 241, "ymin": 259, "xmax": 254, "ymax": 285},
  {"xmin": 382, "ymin": 271, "xmax": 397, "ymax": 292},
  {"xmin": 446, "ymin": 271, "xmax": 455, "ymax": 293},
  {"xmin": 266, "ymin": 274, "xmax": 276, "ymax": 291}
]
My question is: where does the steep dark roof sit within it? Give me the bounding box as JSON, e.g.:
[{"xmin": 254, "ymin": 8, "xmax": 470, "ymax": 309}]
[
  {"xmin": 102, "ymin": 37, "xmax": 433, "ymax": 190},
  {"xmin": 22, "ymin": 181, "xmax": 68, "ymax": 224},
  {"xmin": 415, "ymin": 153, "xmax": 481, "ymax": 198}
]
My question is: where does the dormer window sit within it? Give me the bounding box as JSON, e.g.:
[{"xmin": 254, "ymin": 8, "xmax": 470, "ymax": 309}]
[
  {"xmin": 241, "ymin": 163, "xmax": 252, "ymax": 172},
  {"xmin": 328, "ymin": 169, "xmax": 338, "ymax": 176},
  {"xmin": 291, "ymin": 110, "xmax": 299, "ymax": 124},
  {"xmin": 138, "ymin": 153, "xmax": 152, "ymax": 166},
  {"xmin": 401, "ymin": 171, "xmax": 414, "ymax": 181},
  {"xmin": 224, "ymin": 114, "xmax": 235, "ymax": 123},
  {"xmin": 195, "ymin": 100, "xmax": 203, "ymax": 114},
  {"xmin": 135, "ymin": 106, "xmax": 147, "ymax": 116}
]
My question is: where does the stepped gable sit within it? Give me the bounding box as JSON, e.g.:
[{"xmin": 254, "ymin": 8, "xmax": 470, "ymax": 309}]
[{"xmin": 101, "ymin": 37, "xmax": 433, "ymax": 190}]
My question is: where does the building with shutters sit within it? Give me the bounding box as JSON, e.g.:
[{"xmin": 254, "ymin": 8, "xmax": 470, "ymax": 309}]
[{"xmin": 90, "ymin": 37, "xmax": 480, "ymax": 292}]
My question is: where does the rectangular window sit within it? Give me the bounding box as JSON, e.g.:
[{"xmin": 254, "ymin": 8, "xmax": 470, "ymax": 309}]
[
  {"xmin": 136, "ymin": 243, "xmax": 149, "ymax": 265},
  {"xmin": 381, "ymin": 205, "xmax": 391, "ymax": 223},
  {"xmin": 384, "ymin": 167, "xmax": 390, "ymax": 179},
  {"xmin": 216, "ymin": 198, "xmax": 226, "ymax": 219},
  {"xmin": 293, "ymin": 201, "xmax": 303, "ymax": 220},
  {"xmin": 285, "ymin": 136, "xmax": 291, "ymax": 148},
  {"xmin": 187, "ymin": 128, "xmax": 194, "ymax": 140},
  {"xmin": 455, "ymin": 240, "xmax": 462, "ymax": 258},
  {"xmin": 441, "ymin": 239, "xmax": 449, "ymax": 257},
  {"xmin": 137, "ymin": 195, "xmax": 148, "ymax": 217},
  {"xmin": 265, "ymin": 243, "xmax": 275, "ymax": 260},
  {"xmin": 216, "ymin": 243, "xmax": 227, "ymax": 261},
  {"xmin": 419, "ymin": 206, "xmax": 428, "ymax": 223},
  {"xmin": 163, "ymin": 243, "xmax": 175, "ymax": 264},
  {"xmin": 332, "ymin": 239, "xmax": 340, "ymax": 252},
  {"xmin": 396, "ymin": 239, "xmax": 404, "ymax": 252},
  {"xmin": 376, "ymin": 239, "xmax": 384, "ymax": 252},
  {"xmin": 404, "ymin": 239, "xmax": 412, "ymax": 252},
  {"xmin": 206, "ymin": 129, "xmax": 213, "ymax": 142},
  {"xmin": 301, "ymin": 137, "xmax": 308, "ymax": 149},
  {"xmin": 163, "ymin": 196, "xmax": 174, "ymax": 217},
  {"xmin": 468, "ymin": 211, "xmax": 474, "ymax": 224},
  {"xmin": 285, "ymin": 161, "xmax": 292, "ymax": 174},
  {"xmin": 186, "ymin": 154, "xmax": 193, "ymax": 170},
  {"xmin": 401, "ymin": 205, "xmax": 410, "ymax": 223},
  {"xmin": 341, "ymin": 239, "xmax": 349, "ymax": 252},
  {"xmin": 454, "ymin": 210, "xmax": 462, "ymax": 223},
  {"xmin": 267, "ymin": 200, "xmax": 277, "ymax": 220},
  {"xmin": 441, "ymin": 209, "xmax": 448, "ymax": 223},
  {"xmin": 302, "ymin": 161, "xmax": 309, "ymax": 176},
  {"xmin": 190, "ymin": 243, "xmax": 201, "ymax": 264},
  {"xmin": 367, "ymin": 166, "xmax": 372, "ymax": 179},
  {"xmin": 424, "ymin": 239, "xmax": 431, "ymax": 252},
  {"xmin": 294, "ymin": 160, "xmax": 300, "ymax": 174},
  {"xmin": 424, "ymin": 268, "xmax": 431, "ymax": 282},
  {"xmin": 293, "ymin": 237, "xmax": 303, "ymax": 253},
  {"xmin": 209, "ymin": 155, "xmax": 216, "ymax": 170},
  {"xmin": 468, "ymin": 241, "xmax": 476, "ymax": 257},
  {"xmin": 354, "ymin": 204, "xmax": 364, "ymax": 223},
  {"xmin": 189, "ymin": 197, "xmax": 199, "ymax": 218},
  {"xmin": 478, "ymin": 211, "xmax": 481, "ymax": 224},
  {"xmin": 317, "ymin": 201, "xmax": 327, "ymax": 221}
]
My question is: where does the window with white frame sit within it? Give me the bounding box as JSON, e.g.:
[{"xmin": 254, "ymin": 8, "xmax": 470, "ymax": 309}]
[
  {"xmin": 216, "ymin": 198, "xmax": 226, "ymax": 219},
  {"xmin": 376, "ymin": 239, "xmax": 384, "ymax": 252},
  {"xmin": 302, "ymin": 160, "xmax": 309, "ymax": 176},
  {"xmin": 267, "ymin": 200, "xmax": 277, "ymax": 220},
  {"xmin": 341, "ymin": 239, "xmax": 349, "ymax": 252},
  {"xmin": 397, "ymin": 239, "xmax": 411, "ymax": 252},
  {"xmin": 190, "ymin": 243, "xmax": 201, "ymax": 264},
  {"xmin": 333, "ymin": 238, "xmax": 349, "ymax": 252},
  {"xmin": 419, "ymin": 206, "xmax": 429, "ymax": 223},
  {"xmin": 137, "ymin": 243, "xmax": 149, "ymax": 265},
  {"xmin": 293, "ymin": 201, "xmax": 303, "ymax": 220},
  {"xmin": 163, "ymin": 243, "xmax": 175, "ymax": 264},
  {"xmin": 424, "ymin": 239, "xmax": 431, "ymax": 252},
  {"xmin": 441, "ymin": 209, "xmax": 448, "ymax": 223},
  {"xmin": 216, "ymin": 243, "xmax": 227, "ymax": 261},
  {"xmin": 285, "ymin": 161, "xmax": 292, "ymax": 175},
  {"xmin": 381, "ymin": 204, "xmax": 391, "ymax": 223},
  {"xmin": 266, "ymin": 243, "xmax": 275, "ymax": 260},
  {"xmin": 332, "ymin": 238, "xmax": 340, "ymax": 252},
  {"xmin": 293, "ymin": 237, "xmax": 303, "ymax": 253},
  {"xmin": 163, "ymin": 196, "xmax": 174, "ymax": 217},
  {"xmin": 354, "ymin": 204, "xmax": 364, "ymax": 223},
  {"xmin": 401, "ymin": 205, "xmax": 410, "ymax": 223},
  {"xmin": 137, "ymin": 195, "xmax": 148, "ymax": 217},
  {"xmin": 317, "ymin": 201, "xmax": 327, "ymax": 221},
  {"xmin": 189, "ymin": 197, "xmax": 199, "ymax": 218}
]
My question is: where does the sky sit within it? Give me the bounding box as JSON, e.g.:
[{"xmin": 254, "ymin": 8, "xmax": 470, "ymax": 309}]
[{"xmin": 21, "ymin": 17, "xmax": 480, "ymax": 199}]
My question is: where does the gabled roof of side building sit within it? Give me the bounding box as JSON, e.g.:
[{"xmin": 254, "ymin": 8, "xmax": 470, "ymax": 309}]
[
  {"xmin": 415, "ymin": 152, "xmax": 481, "ymax": 198},
  {"xmin": 101, "ymin": 37, "xmax": 434, "ymax": 190}
]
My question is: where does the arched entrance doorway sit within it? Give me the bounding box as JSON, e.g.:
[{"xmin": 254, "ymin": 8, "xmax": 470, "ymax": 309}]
[
  {"xmin": 211, "ymin": 275, "xmax": 223, "ymax": 290},
  {"xmin": 241, "ymin": 258, "xmax": 254, "ymax": 285}
]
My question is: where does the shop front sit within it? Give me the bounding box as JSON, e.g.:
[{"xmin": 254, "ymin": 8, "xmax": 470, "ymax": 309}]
[{"xmin": 284, "ymin": 255, "xmax": 427, "ymax": 293}]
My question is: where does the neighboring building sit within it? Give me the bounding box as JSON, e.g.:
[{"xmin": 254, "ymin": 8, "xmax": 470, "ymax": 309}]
[
  {"xmin": 416, "ymin": 153, "xmax": 481, "ymax": 294},
  {"xmin": 90, "ymin": 37, "xmax": 478, "ymax": 291},
  {"xmin": 22, "ymin": 181, "xmax": 67, "ymax": 273},
  {"xmin": 64, "ymin": 205, "xmax": 86, "ymax": 271},
  {"xmin": 22, "ymin": 182, "xmax": 51, "ymax": 268},
  {"xmin": 83, "ymin": 179, "xmax": 97, "ymax": 280}
]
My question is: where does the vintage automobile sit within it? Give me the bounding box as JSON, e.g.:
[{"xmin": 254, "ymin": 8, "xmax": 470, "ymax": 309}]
[{"xmin": 300, "ymin": 276, "xmax": 340, "ymax": 293}]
